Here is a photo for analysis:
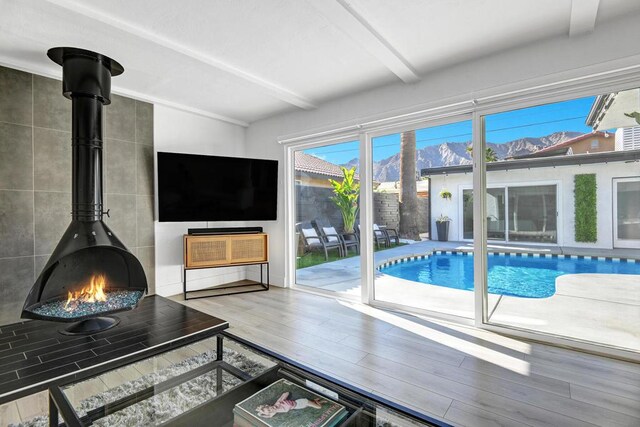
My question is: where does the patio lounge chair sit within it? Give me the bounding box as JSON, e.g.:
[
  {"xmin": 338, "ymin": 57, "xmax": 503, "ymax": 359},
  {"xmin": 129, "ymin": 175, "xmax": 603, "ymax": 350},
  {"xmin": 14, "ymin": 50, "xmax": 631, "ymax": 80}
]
[
  {"xmin": 296, "ymin": 221, "xmax": 344, "ymax": 261},
  {"xmin": 357, "ymin": 223, "xmax": 389, "ymax": 249},
  {"xmin": 376, "ymin": 224, "xmax": 400, "ymax": 246},
  {"xmin": 312, "ymin": 219, "xmax": 360, "ymax": 255}
]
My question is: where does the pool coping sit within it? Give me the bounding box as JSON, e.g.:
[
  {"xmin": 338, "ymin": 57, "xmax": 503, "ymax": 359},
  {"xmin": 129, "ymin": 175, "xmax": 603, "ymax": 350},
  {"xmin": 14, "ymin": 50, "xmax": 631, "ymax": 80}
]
[{"xmin": 376, "ymin": 249, "xmax": 640, "ymax": 270}]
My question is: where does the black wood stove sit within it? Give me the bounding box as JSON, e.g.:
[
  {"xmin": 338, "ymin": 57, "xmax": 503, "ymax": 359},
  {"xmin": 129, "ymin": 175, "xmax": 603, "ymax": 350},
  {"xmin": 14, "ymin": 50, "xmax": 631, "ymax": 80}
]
[{"xmin": 21, "ymin": 47, "xmax": 147, "ymax": 335}]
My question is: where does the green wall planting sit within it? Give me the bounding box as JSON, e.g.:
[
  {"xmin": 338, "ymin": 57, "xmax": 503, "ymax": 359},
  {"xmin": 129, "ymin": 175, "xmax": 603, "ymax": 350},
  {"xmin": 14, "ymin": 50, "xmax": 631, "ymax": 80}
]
[{"xmin": 574, "ymin": 174, "xmax": 597, "ymax": 242}]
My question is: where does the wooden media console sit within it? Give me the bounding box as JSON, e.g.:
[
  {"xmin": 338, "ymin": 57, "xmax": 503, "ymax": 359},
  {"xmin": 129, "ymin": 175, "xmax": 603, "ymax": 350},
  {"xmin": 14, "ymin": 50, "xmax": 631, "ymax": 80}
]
[{"xmin": 183, "ymin": 233, "xmax": 269, "ymax": 299}]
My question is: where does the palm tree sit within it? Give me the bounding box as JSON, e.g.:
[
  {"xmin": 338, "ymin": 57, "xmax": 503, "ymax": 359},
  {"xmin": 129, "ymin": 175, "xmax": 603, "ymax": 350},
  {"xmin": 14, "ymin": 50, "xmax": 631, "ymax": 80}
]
[
  {"xmin": 399, "ymin": 130, "xmax": 420, "ymax": 240},
  {"xmin": 466, "ymin": 145, "xmax": 498, "ymax": 162}
]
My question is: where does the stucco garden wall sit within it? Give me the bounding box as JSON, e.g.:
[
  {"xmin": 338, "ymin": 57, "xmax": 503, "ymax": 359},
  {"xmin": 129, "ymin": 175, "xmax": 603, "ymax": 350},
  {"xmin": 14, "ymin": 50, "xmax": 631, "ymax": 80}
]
[{"xmin": 296, "ymin": 185, "xmax": 429, "ymax": 235}]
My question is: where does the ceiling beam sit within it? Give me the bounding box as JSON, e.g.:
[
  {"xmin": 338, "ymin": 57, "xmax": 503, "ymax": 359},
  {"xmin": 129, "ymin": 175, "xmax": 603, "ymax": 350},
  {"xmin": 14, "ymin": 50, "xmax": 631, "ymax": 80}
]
[
  {"xmin": 569, "ymin": 0, "xmax": 600, "ymax": 37},
  {"xmin": 310, "ymin": 0, "xmax": 420, "ymax": 84},
  {"xmin": 0, "ymin": 57, "xmax": 250, "ymax": 127},
  {"xmin": 44, "ymin": 0, "xmax": 317, "ymax": 110}
]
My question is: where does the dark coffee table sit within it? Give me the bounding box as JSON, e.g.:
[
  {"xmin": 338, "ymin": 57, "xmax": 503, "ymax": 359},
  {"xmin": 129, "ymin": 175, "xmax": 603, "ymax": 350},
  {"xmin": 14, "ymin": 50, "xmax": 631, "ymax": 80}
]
[{"xmin": 0, "ymin": 296, "xmax": 228, "ymax": 405}]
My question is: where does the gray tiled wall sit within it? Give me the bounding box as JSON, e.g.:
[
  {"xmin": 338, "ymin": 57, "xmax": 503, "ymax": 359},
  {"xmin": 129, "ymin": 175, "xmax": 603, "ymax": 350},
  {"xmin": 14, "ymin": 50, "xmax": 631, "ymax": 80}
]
[{"xmin": 0, "ymin": 65, "xmax": 155, "ymax": 325}]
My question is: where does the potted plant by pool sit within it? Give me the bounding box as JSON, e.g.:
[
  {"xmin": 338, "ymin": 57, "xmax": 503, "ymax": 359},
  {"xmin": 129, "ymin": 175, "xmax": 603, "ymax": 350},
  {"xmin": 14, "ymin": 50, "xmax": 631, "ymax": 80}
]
[{"xmin": 436, "ymin": 214, "xmax": 451, "ymax": 242}]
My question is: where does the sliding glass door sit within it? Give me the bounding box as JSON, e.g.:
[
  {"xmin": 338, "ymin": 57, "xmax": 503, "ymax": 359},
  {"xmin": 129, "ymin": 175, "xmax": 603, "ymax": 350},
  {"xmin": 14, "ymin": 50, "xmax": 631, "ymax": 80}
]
[
  {"xmin": 370, "ymin": 118, "xmax": 475, "ymax": 319},
  {"xmin": 293, "ymin": 140, "xmax": 361, "ymax": 297},
  {"xmin": 286, "ymin": 82, "xmax": 640, "ymax": 357},
  {"xmin": 482, "ymin": 91, "xmax": 640, "ymax": 353}
]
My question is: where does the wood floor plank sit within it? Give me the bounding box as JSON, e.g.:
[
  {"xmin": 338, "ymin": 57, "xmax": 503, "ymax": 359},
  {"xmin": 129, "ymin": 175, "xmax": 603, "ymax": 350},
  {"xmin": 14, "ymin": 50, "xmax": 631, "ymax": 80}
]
[
  {"xmin": 243, "ymin": 304, "xmax": 328, "ymax": 327},
  {"xmin": 527, "ymin": 357, "xmax": 640, "ymax": 402},
  {"xmin": 240, "ymin": 291, "xmax": 396, "ymax": 328},
  {"xmin": 525, "ymin": 353, "xmax": 640, "ymax": 388},
  {"xmin": 401, "ymin": 312, "xmax": 534, "ymax": 353},
  {"xmin": 358, "ymin": 354, "xmax": 597, "ymax": 427},
  {"xmin": 385, "ymin": 325, "xmax": 527, "ymax": 362},
  {"xmin": 193, "ymin": 302, "xmax": 367, "ymax": 363},
  {"xmin": 207, "ymin": 297, "xmax": 328, "ymax": 331},
  {"xmin": 532, "ymin": 343, "xmax": 640, "ymax": 375},
  {"xmin": 363, "ymin": 353, "xmax": 640, "ymax": 427},
  {"xmin": 238, "ymin": 315, "xmax": 367, "ymax": 363},
  {"xmin": 180, "ymin": 288, "xmax": 640, "ymax": 427},
  {"xmin": 444, "ymin": 401, "xmax": 535, "ymax": 427},
  {"xmin": 230, "ymin": 324, "xmax": 454, "ymax": 418},
  {"xmin": 570, "ymin": 384, "xmax": 640, "ymax": 418},
  {"xmin": 334, "ymin": 303, "xmax": 530, "ymax": 367},
  {"xmin": 349, "ymin": 338, "xmax": 570, "ymax": 398},
  {"xmin": 209, "ymin": 302, "xmax": 351, "ymax": 343},
  {"xmin": 339, "ymin": 332, "xmax": 466, "ymax": 367}
]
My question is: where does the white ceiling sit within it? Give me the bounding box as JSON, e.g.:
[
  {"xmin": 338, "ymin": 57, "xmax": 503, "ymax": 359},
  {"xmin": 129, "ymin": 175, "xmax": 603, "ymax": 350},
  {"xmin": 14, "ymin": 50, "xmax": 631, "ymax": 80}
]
[{"xmin": 1, "ymin": 0, "xmax": 639, "ymax": 126}]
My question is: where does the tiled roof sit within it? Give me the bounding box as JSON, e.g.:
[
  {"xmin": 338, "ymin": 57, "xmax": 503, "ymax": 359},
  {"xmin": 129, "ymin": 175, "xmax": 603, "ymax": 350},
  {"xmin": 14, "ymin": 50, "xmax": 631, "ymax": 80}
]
[
  {"xmin": 295, "ymin": 152, "xmax": 358, "ymax": 179},
  {"xmin": 533, "ymin": 131, "xmax": 608, "ymax": 155}
]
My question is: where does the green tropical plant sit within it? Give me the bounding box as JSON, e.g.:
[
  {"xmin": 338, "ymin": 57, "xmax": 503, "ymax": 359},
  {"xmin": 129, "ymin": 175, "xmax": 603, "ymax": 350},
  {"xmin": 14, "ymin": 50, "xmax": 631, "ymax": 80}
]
[
  {"xmin": 466, "ymin": 145, "xmax": 498, "ymax": 162},
  {"xmin": 328, "ymin": 166, "xmax": 360, "ymax": 233}
]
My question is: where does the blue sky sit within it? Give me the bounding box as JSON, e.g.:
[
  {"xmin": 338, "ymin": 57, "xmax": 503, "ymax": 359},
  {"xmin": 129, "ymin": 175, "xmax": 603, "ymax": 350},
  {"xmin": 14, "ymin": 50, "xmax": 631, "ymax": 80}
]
[{"xmin": 304, "ymin": 96, "xmax": 597, "ymax": 164}]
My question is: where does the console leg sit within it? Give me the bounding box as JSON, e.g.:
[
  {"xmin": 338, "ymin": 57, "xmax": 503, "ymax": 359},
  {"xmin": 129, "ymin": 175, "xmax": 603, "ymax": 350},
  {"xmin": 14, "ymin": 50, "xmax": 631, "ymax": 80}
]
[
  {"xmin": 216, "ymin": 335, "xmax": 224, "ymax": 361},
  {"xmin": 183, "ymin": 267, "xmax": 187, "ymax": 301}
]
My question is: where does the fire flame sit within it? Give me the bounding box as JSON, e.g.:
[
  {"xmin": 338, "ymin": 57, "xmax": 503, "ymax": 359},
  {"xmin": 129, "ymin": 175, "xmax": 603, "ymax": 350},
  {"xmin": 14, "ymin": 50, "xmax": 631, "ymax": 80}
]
[{"xmin": 64, "ymin": 274, "xmax": 108, "ymax": 311}]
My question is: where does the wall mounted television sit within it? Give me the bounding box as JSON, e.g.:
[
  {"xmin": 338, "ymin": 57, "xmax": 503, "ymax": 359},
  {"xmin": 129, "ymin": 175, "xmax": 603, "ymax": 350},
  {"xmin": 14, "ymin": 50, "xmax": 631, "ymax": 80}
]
[{"xmin": 157, "ymin": 152, "xmax": 278, "ymax": 222}]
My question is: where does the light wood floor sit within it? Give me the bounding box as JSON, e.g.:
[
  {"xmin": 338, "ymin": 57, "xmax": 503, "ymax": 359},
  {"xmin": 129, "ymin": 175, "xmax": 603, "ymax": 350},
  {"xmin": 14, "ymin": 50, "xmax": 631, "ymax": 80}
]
[{"xmin": 181, "ymin": 287, "xmax": 640, "ymax": 427}]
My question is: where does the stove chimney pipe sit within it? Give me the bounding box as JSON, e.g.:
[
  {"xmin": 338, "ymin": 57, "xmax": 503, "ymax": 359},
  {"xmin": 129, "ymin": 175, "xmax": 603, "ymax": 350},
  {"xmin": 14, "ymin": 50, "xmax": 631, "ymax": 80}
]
[{"xmin": 48, "ymin": 47, "xmax": 123, "ymax": 221}]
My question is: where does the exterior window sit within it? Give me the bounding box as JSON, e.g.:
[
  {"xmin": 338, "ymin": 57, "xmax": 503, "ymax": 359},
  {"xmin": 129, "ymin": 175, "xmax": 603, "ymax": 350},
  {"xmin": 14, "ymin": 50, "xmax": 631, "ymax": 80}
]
[
  {"xmin": 507, "ymin": 185, "xmax": 557, "ymax": 243},
  {"xmin": 463, "ymin": 188, "xmax": 505, "ymax": 240},
  {"xmin": 463, "ymin": 186, "xmax": 553, "ymax": 243},
  {"xmin": 591, "ymin": 140, "xmax": 599, "ymax": 149}
]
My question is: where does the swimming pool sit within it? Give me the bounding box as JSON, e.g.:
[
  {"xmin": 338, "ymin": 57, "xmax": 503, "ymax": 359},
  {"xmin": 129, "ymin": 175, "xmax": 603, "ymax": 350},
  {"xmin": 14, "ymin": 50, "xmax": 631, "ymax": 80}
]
[{"xmin": 379, "ymin": 252, "xmax": 640, "ymax": 298}]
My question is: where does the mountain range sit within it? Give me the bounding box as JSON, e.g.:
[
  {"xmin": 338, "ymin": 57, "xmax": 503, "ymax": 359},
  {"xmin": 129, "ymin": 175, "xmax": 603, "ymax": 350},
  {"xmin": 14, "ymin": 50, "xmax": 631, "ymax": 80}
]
[{"xmin": 342, "ymin": 131, "xmax": 582, "ymax": 182}]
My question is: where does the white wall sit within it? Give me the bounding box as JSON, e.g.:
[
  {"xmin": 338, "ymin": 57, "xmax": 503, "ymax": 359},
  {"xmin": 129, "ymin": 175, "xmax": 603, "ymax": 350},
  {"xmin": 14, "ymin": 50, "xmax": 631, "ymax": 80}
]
[
  {"xmin": 429, "ymin": 161, "xmax": 640, "ymax": 249},
  {"xmin": 153, "ymin": 105, "xmax": 247, "ymax": 296},
  {"xmin": 244, "ymin": 12, "xmax": 640, "ymax": 286}
]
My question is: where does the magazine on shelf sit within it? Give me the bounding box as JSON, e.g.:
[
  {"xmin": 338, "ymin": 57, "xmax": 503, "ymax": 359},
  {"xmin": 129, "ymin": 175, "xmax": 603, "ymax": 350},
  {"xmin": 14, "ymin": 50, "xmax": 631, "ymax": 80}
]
[{"xmin": 233, "ymin": 378, "xmax": 348, "ymax": 427}]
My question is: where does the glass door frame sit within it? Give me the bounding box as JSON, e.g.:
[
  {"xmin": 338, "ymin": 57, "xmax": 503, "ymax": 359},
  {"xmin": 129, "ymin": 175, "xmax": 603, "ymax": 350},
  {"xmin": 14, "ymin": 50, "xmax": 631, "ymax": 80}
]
[
  {"xmin": 282, "ymin": 65, "xmax": 640, "ymax": 360},
  {"xmin": 285, "ymin": 134, "xmax": 364, "ymax": 301},
  {"xmin": 613, "ymin": 176, "xmax": 640, "ymax": 249},
  {"xmin": 363, "ymin": 114, "xmax": 475, "ymax": 325},
  {"xmin": 475, "ymin": 87, "xmax": 640, "ymax": 360}
]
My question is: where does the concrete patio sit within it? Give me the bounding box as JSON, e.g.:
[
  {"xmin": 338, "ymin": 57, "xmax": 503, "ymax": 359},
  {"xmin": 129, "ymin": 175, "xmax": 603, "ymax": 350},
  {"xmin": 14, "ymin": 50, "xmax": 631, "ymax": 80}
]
[{"xmin": 296, "ymin": 240, "xmax": 640, "ymax": 351}]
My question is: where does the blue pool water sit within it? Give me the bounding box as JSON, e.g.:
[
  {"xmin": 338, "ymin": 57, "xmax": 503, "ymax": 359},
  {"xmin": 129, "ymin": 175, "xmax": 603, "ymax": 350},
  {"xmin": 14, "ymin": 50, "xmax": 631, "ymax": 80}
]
[{"xmin": 380, "ymin": 254, "xmax": 640, "ymax": 298}]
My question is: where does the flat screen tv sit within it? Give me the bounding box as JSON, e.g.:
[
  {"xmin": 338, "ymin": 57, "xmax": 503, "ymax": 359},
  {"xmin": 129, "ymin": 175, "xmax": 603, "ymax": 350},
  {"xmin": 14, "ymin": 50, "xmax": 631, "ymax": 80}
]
[{"xmin": 157, "ymin": 152, "xmax": 278, "ymax": 222}]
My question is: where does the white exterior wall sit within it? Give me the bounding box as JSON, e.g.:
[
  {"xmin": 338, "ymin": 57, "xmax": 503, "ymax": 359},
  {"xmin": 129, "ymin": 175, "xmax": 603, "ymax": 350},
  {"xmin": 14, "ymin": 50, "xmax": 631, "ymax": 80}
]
[
  {"xmin": 429, "ymin": 162, "xmax": 640, "ymax": 249},
  {"xmin": 153, "ymin": 105, "xmax": 247, "ymax": 296}
]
